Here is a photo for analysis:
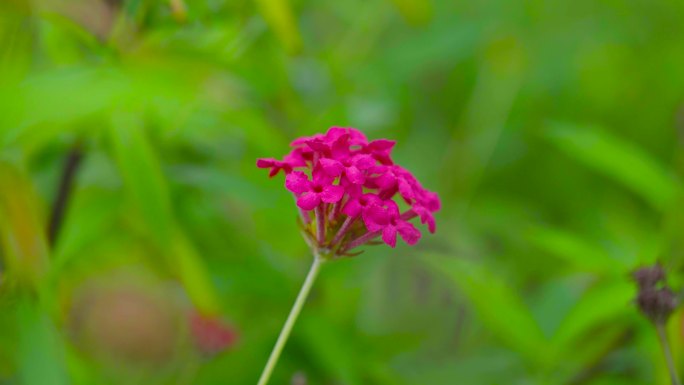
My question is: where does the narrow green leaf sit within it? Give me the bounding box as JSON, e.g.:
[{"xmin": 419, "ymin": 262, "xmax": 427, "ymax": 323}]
[
  {"xmin": 388, "ymin": 0, "xmax": 433, "ymax": 25},
  {"xmin": 17, "ymin": 301, "xmax": 69, "ymax": 385},
  {"xmin": 526, "ymin": 225, "xmax": 630, "ymax": 274},
  {"xmin": 0, "ymin": 161, "xmax": 50, "ymax": 287},
  {"xmin": 109, "ymin": 114, "xmax": 174, "ymax": 243},
  {"xmin": 109, "ymin": 115, "xmax": 220, "ymax": 314},
  {"xmin": 545, "ymin": 122, "xmax": 679, "ymax": 210},
  {"xmin": 422, "ymin": 253, "xmax": 548, "ymax": 365},
  {"xmin": 255, "ymin": 0, "xmax": 302, "ymax": 54},
  {"xmin": 551, "ymin": 279, "xmax": 635, "ymax": 354},
  {"xmin": 171, "ymin": 232, "xmax": 222, "ymax": 314}
]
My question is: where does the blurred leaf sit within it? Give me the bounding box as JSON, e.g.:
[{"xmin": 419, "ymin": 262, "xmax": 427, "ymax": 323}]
[
  {"xmin": 422, "ymin": 253, "xmax": 549, "ymax": 365},
  {"xmin": 389, "ymin": 0, "xmax": 433, "ymax": 25},
  {"xmin": 546, "ymin": 122, "xmax": 679, "ymax": 210},
  {"xmin": 394, "ymin": 350, "xmax": 525, "ymax": 385},
  {"xmin": 109, "ymin": 116, "xmax": 220, "ymax": 313},
  {"xmin": 0, "ymin": 161, "xmax": 50, "ymax": 287},
  {"xmin": 298, "ymin": 314, "xmax": 361, "ymax": 385},
  {"xmin": 254, "ymin": 0, "xmax": 302, "ymax": 54},
  {"xmin": 51, "ymin": 189, "xmax": 121, "ymax": 272},
  {"xmin": 110, "ymin": 114, "xmax": 174, "ymax": 242},
  {"xmin": 171, "ymin": 231, "xmax": 222, "ymax": 314},
  {"xmin": 550, "ymin": 326, "xmax": 628, "ymax": 385},
  {"xmin": 551, "ymin": 279, "xmax": 635, "ymax": 356},
  {"xmin": 16, "ymin": 301, "xmax": 69, "ymax": 385},
  {"xmin": 526, "ymin": 225, "xmax": 631, "ymax": 274},
  {"xmin": 169, "ymin": 165, "xmax": 276, "ymax": 208}
]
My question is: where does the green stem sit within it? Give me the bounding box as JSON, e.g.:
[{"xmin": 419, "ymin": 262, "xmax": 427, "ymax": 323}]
[
  {"xmin": 656, "ymin": 322, "xmax": 681, "ymax": 385},
  {"xmin": 257, "ymin": 254, "xmax": 324, "ymax": 385}
]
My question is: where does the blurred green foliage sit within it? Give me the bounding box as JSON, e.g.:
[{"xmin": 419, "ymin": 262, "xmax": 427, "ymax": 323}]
[{"xmin": 1, "ymin": 0, "xmax": 684, "ymax": 384}]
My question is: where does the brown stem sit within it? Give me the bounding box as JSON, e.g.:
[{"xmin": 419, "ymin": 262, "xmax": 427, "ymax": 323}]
[
  {"xmin": 48, "ymin": 142, "xmax": 84, "ymax": 247},
  {"xmin": 656, "ymin": 322, "xmax": 681, "ymax": 385}
]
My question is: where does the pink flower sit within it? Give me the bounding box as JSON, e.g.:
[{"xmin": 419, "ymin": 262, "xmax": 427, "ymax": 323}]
[
  {"xmin": 257, "ymin": 126, "xmax": 439, "ymax": 257},
  {"xmin": 342, "ymin": 193, "xmax": 381, "ymax": 218},
  {"xmin": 362, "ymin": 139, "xmax": 395, "ymax": 165},
  {"xmin": 285, "ymin": 171, "xmax": 345, "ymax": 210},
  {"xmin": 319, "ymin": 154, "xmax": 375, "ymax": 184},
  {"xmin": 256, "ymin": 158, "xmax": 293, "ymax": 177},
  {"xmin": 189, "ymin": 312, "xmax": 238, "ymax": 356},
  {"xmin": 365, "ymin": 201, "xmax": 421, "ymax": 248}
]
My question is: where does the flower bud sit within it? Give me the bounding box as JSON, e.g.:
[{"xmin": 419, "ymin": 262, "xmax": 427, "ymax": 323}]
[
  {"xmin": 632, "ymin": 264, "xmax": 666, "ymax": 289},
  {"xmin": 636, "ymin": 287, "xmax": 678, "ymax": 324}
]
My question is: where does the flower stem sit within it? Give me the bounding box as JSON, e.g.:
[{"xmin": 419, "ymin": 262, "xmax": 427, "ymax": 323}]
[
  {"xmin": 315, "ymin": 206, "xmax": 325, "ymax": 245},
  {"xmin": 331, "ymin": 215, "xmax": 356, "ymax": 247},
  {"xmin": 256, "ymin": 254, "xmax": 324, "ymax": 385},
  {"xmin": 656, "ymin": 322, "xmax": 681, "ymax": 385}
]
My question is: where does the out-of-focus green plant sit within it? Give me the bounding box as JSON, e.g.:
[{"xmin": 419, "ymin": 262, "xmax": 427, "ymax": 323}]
[{"xmin": 1, "ymin": 0, "xmax": 684, "ymax": 383}]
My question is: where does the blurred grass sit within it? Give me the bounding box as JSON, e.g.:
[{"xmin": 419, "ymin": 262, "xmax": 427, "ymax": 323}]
[{"xmin": 1, "ymin": 0, "xmax": 684, "ymax": 384}]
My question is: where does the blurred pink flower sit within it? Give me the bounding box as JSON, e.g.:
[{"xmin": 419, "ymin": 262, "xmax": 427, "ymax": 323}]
[{"xmin": 189, "ymin": 311, "xmax": 238, "ymax": 356}]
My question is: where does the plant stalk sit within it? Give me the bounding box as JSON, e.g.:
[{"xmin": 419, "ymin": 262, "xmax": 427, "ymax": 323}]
[
  {"xmin": 256, "ymin": 254, "xmax": 324, "ymax": 385},
  {"xmin": 656, "ymin": 322, "xmax": 681, "ymax": 385},
  {"xmin": 48, "ymin": 142, "xmax": 84, "ymax": 247}
]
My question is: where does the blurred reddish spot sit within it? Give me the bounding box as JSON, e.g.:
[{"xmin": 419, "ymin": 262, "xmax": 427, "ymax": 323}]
[
  {"xmin": 71, "ymin": 284, "xmax": 180, "ymax": 366},
  {"xmin": 189, "ymin": 311, "xmax": 238, "ymax": 356}
]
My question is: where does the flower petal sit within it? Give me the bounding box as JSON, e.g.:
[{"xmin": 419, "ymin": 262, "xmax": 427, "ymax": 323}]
[
  {"xmin": 369, "ymin": 139, "xmax": 396, "ymax": 151},
  {"xmin": 319, "ymin": 158, "xmax": 344, "ymax": 177},
  {"xmin": 342, "ymin": 199, "xmax": 362, "ymax": 217},
  {"xmin": 363, "ymin": 204, "xmax": 389, "ymax": 231},
  {"xmin": 256, "ymin": 158, "xmax": 275, "ymax": 168},
  {"xmin": 397, "ymin": 221, "xmax": 421, "ymax": 245},
  {"xmin": 382, "ymin": 226, "xmax": 397, "ymax": 248},
  {"xmin": 285, "ymin": 171, "xmax": 311, "ymax": 194},
  {"xmin": 352, "ymin": 154, "xmax": 376, "ymax": 170},
  {"xmin": 398, "ymin": 178, "xmax": 415, "ymax": 203},
  {"xmin": 345, "ymin": 165, "xmax": 365, "ymax": 184},
  {"xmin": 297, "ymin": 192, "xmax": 321, "ymax": 210},
  {"xmin": 320, "ymin": 185, "xmax": 345, "ymax": 203}
]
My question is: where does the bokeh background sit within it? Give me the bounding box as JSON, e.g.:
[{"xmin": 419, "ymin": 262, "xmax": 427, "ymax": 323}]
[{"xmin": 2, "ymin": 0, "xmax": 684, "ymax": 384}]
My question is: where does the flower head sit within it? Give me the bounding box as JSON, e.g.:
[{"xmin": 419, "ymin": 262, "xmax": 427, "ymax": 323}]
[
  {"xmin": 257, "ymin": 127, "xmax": 440, "ymax": 257},
  {"xmin": 632, "ymin": 264, "xmax": 679, "ymax": 324}
]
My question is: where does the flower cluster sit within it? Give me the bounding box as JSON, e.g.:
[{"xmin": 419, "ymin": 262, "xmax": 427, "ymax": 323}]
[{"xmin": 257, "ymin": 127, "xmax": 440, "ymax": 257}]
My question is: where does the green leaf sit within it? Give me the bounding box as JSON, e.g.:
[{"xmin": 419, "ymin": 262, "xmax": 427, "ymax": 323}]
[
  {"xmin": 526, "ymin": 225, "xmax": 631, "ymax": 274},
  {"xmin": 255, "ymin": 0, "xmax": 302, "ymax": 54},
  {"xmin": 298, "ymin": 313, "xmax": 362, "ymax": 385},
  {"xmin": 551, "ymin": 279, "xmax": 635, "ymax": 355},
  {"xmin": 17, "ymin": 301, "xmax": 69, "ymax": 385},
  {"xmin": 109, "ymin": 115, "xmax": 220, "ymax": 313},
  {"xmin": 545, "ymin": 122, "xmax": 679, "ymax": 210},
  {"xmin": 388, "ymin": 0, "xmax": 433, "ymax": 25},
  {"xmin": 109, "ymin": 114, "xmax": 174, "ymax": 243},
  {"xmin": 422, "ymin": 253, "xmax": 549, "ymax": 365},
  {"xmin": 0, "ymin": 161, "xmax": 50, "ymax": 287}
]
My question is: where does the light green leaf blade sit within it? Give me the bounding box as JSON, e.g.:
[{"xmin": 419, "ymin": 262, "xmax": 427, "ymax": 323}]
[
  {"xmin": 17, "ymin": 301, "xmax": 69, "ymax": 385},
  {"xmin": 109, "ymin": 115, "xmax": 220, "ymax": 314},
  {"xmin": 422, "ymin": 253, "xmax": 549, "ymax": 365},
  {"xmin": 526, "ymin": 225, "xmax": 632, "ymax": 274},
  {"xmin": 551, "ymin": 279, "xmax": 635, "ymax": 355},
  {"xmin": 546, "ymin": 122, "xmax": 679, "ymax": 210}
]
